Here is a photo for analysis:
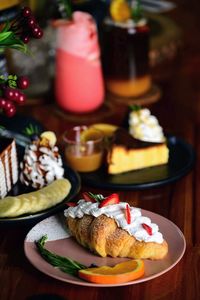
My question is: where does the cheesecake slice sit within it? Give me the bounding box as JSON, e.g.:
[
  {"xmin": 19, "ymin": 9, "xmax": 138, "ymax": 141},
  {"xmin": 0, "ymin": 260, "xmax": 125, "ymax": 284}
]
[{"xmin": 107, "ymin": 128, "xmax": 169, "ymax": 174}]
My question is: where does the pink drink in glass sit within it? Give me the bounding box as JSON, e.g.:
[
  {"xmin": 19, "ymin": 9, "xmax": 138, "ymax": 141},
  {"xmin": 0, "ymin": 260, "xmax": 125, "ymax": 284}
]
[{"xmin": 55, "ymin": 12, "xmax": 105, "ymax": 113}]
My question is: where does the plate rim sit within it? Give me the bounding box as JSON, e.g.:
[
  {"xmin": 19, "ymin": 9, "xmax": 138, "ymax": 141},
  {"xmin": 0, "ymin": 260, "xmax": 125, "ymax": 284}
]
[
  {"xmin": 24, "ymin": 210, "xmax": 186, "ymax": 287},
  {"xmin": 80, "ymin": 135, "xmax": 195, "ymax": 191}
]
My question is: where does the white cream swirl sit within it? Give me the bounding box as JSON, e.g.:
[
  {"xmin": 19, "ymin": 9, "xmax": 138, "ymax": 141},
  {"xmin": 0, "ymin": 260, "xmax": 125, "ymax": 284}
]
[
  {"xmin": 129, "ymin": 108, "xmax": 165, "ymax": 143},
  {"xmin": 64, "ymin": 200, "xmax": 164, "ymax": 244},
  {"xmin": 20, "ymin": 143, "xmax": 64, "ymax": 189}
]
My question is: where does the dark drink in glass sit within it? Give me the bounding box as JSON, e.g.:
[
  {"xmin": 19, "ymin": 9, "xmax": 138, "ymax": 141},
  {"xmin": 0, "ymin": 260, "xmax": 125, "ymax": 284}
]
[{"xmin": 101, "ymin": 18, "xmax": 151, "ymax": 98}]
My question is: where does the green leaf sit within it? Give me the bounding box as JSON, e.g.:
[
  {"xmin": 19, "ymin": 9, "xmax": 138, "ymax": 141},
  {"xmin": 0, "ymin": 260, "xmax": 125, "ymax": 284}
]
[
  {"xmin": 57, "ymin": 0, "xmax": 72, "ymax": 19},
  {"xmin": 0, "ymin": 21, "xmax": 11, "ymax": 33},
  {"xmin": 0, "ymin": 32, "xmax": 13, "ymax": 43},
  {"xmin": 23, "ymin": 123, "xmax": 40, "ymax": 136},
  {"xmin": 36, "ymin": 235, "xmax": 86, "ymax": 276},
  {"xmin": 0, "ymin": 29, "xmax": 29, "ymax": 54},
  {"xmin": 129, "ymin": 104, "xmax": 141, "ymax": 112}
]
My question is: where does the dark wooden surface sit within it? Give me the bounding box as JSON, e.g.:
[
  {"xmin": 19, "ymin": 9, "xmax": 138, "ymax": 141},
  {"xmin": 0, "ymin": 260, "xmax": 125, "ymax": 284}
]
[{"xmin": 1, "ymin": 1, "xmax": 200, "ymax": 299}]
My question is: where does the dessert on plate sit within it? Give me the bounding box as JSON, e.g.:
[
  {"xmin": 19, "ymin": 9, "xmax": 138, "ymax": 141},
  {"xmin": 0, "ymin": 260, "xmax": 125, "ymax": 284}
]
[
  {"xmin": 107, "ymin": 107, "xmax": 169, "ymax": 174},
  {"xmin": 64, "ymin": 193, "xmax": 168, "ymax": 260},
  {"xmin": 0, "ymin": 138, "xmax": 18, "ymax": 198},
  {"xmin": 20, "ymin": 131, "xmax": 64, "ymax": 189}
]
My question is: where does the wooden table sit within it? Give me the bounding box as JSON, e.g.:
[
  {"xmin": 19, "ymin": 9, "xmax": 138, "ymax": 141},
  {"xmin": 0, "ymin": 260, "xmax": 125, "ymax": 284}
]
[{"xmin": 1, "ymin": 0, "xmax": 200, "ymax": 299}]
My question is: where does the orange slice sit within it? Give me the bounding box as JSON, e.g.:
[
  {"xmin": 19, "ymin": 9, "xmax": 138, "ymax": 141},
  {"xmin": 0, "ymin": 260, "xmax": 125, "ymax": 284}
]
[
  {"xmin": 80, "ymin": 127, "xmax": 104, "ymax": 142},
  {"xmin": 90, "ymin": 123, "xmax": 118, "ymax": 137},
  {"xmin": 110, "ymin": 0, "xmax": 132, "ymax": 23},
  {"xmin": 78, "ymin": 259, "xmax": 145, "ymax": 284}
]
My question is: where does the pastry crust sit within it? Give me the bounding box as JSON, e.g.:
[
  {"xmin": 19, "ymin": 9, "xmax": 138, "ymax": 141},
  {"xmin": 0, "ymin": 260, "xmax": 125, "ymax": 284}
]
[{"xmin": 66, "ymin": 214, "xmax": 168, "ymax": 260}]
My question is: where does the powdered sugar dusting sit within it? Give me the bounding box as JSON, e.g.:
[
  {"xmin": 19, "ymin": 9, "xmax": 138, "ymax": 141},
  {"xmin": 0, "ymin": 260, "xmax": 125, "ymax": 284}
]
[{"xmin": 26, "ymin": 214, "xmax": 71, "ymax": 242}]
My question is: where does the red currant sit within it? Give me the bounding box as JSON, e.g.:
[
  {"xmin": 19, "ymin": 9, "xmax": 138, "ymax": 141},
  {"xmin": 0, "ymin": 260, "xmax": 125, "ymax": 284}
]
[
  {"xmin": 22, "ymin": 35, "xmax": 30, "ymax": 44},
  {"xmin": 32, "ymin": 26, "xmax": 42, "ymax": 38},
  {"xmin": 22, "ymin": 7, "xmax": 32, "ymax": 18},
  {"xmin": 4, "ymin": 87, "xmax": 15, "ymax": 101},
  {"xmin": 36, "ymin": 29, "xmax": 43, "ymax": 39},
  {"xmin": 0, "ymin": 98, "xmax": 6, "ymax": 108},
  {"xmin": 5, "ymin": 105, "xmax": 16, "ymax": 117},
  {"xmin": 17, "ymin": 76, "xmax": 29, "ymax": 89},
  {"xmin": 17, "ymin": 92, "xmax": 26, "ymax": 104},
  {"xmin": 5, "ymin": 100, "xmax": 12, "ymax": 109},
  {"xmin": 27, "ymin": 16, "xmax": 36, "ymax": 29}
]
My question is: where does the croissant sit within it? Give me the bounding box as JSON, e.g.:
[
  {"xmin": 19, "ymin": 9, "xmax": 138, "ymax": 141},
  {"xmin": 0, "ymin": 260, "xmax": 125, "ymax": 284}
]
[{"xmin": 66, "ymin": 213, "xmax": 168, "ymax": 260}]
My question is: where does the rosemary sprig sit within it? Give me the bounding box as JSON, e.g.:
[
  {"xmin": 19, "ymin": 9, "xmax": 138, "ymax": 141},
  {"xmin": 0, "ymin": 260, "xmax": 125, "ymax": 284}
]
[
  {"xmin": 131, "ymin": 0, "xmax": 143, "ymax": 22},
  {"xmin": 23, "ymin": 123, "xmax": 40, "ymax": 137},
  {"xmin": 57, "ymin": 0, "xmax": 73, "ymax": 19},
  {"xmin": 87, "ymin": 192, "xmax": 104, "ymax": 202},
  {"xmin": 36, "ymin": 235, "xmax": 86, "ymax": 276}
]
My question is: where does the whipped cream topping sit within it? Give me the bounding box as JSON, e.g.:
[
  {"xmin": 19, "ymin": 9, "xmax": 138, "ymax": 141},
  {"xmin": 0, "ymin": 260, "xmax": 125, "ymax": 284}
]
[
  {"xmin": 20, "ymin": 141, "xmax": 64, "ymax": 189},
  {"xmin": 64, "ymin": 199, "xmax": 164, "ymax": 244},
  {"xmin": 56, "ymin": 11, "xmax": 100, "ymax": 61},
  {"xmin": 129, "ymin": 108, "xmax": 165, "ymax": 143}
]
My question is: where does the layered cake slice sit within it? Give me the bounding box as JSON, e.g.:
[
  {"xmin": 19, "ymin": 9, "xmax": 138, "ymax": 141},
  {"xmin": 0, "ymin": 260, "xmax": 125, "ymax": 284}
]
[
  {"xmin": 0, "ymin": 138, "xmax": 18, "ymax": 198},
  {"xmin": 107, "ymin": 128, "xmax": 169, "ymax": 174}
]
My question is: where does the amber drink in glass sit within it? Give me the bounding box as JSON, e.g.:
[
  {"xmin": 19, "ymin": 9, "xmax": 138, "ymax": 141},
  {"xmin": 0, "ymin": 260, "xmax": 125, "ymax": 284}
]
[{"xmin": 101, "ymin": 18, "xmax": 151, "ymax": 98}]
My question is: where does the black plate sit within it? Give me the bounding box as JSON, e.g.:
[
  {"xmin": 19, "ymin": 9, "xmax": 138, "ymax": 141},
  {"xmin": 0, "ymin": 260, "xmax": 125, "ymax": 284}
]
[
  {"xmin": 0, "ymin": 114, "xmax": 81, "ymax": 225},
  {"xmin": 80, "ymin": 136, "xmax": 195, "ymax": 191},
  {"xmin": 0, "ymin": 113, "xmax": 44, "ymax": 134},
  {"xmin": 0, "ymin": 164, "xmax": 81, "ymax": 225}
]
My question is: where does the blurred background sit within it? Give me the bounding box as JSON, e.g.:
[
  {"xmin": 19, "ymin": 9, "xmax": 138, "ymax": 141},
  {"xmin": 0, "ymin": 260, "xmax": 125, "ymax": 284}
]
[{"xmin": 1, "ymin": 0, "xmax": 183, "ymax": 102}]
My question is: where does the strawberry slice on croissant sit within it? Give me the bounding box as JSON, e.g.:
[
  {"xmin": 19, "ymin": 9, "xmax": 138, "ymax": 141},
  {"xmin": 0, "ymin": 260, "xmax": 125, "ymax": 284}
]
[{"xmin": 64, "ymin": 194, "xmax": 168, "ymax": 260}]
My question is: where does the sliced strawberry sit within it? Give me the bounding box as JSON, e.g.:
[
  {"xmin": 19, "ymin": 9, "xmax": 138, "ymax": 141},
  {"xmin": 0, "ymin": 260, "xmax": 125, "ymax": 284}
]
[
  {"xmin": 82, "ymin": 192, "xmax": 96, "ymax": 203},
  {"xmin": 99, "ymin": 193, "xmax": 120, "ymax": 208},
  {"xmin": 125, "ymin": 204, "xmax": 131, "ymax": 224},
  {"xmin": 66, "ymin": 202, "xmax": 77, "ymax": 207},
  {"xmin": 142, "ymin": 223, "xmax": 152, "ymax": 235}
]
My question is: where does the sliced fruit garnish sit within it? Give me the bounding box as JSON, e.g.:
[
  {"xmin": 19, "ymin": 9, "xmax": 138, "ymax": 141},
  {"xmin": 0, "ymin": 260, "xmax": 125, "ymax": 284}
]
[
  {"xmin": 99, "ymin": 193, "xmax": 120, "ymax": 208},
  {"xmin": 66, "ymin": 202, "xmax": 77, "ymax": 207},
  {"xmin": 90, "ymin": 123, "xmax": 118, "ymax": 138},
  {"xmin": 80, "ymin": 127, "xmax": 103, "ymax": 142},
  {"xmin": 125, "ymin": 204, "xmax": 131, "ymax": 224},
  {"xmin": 110, "ymin": 0, "xmax": 132, "ymax": 23},
  {"xmin": 78, "ymin": 259, "xmax": 145, "ymax": 284},
  {"xmin": 40, "ymin": 131, "xmax": 57, "ymax": 147},
  {"xmin": 82, "ymin": 192, "xmax": 97, "ymax": 203},
  {"xmin": 142, "ymin": 223, "xmax": 152, "ymax": 235}
]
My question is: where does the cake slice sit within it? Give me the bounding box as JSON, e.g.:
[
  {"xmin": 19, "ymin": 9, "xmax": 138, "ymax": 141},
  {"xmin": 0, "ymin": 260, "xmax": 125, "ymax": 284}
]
[
  {"xmin": 0, "ymin": 138, "xmax": 18, "ymax": 198},
  {"xmin": 107, "ymin": 128, "xmax": 169, "ymax": 174}
]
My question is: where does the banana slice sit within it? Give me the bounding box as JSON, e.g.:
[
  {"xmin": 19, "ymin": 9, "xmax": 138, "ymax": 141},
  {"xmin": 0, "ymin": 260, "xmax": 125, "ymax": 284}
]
[
  {"xmin": 40, "ymin": 131, "xmax": 57, "ymax": 147},
  {"xmin": 0, "ymin": 178, "xmax": 71, "ymax": 218}
]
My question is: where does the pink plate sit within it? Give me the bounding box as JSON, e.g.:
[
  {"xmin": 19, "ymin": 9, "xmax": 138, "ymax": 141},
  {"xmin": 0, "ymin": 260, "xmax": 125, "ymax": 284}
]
[{"xmin": 24, "ymin": 210, "xmax": 186, "ymax": 287}]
